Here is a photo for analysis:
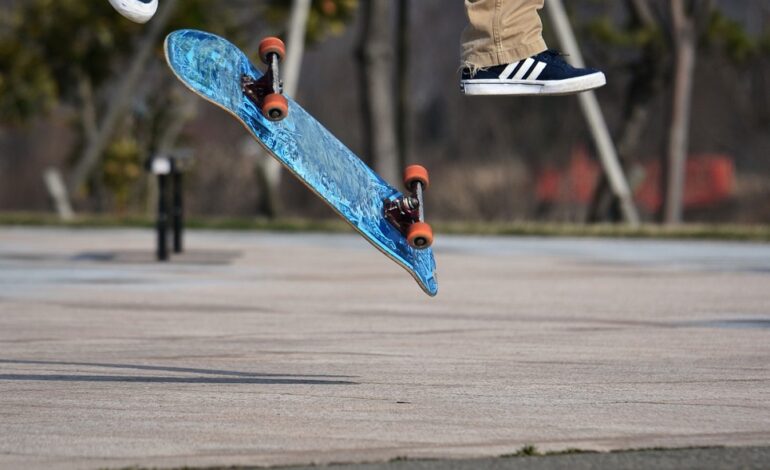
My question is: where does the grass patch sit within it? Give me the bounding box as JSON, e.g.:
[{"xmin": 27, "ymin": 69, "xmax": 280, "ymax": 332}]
[
  {"xmin": 500, "ymin": 444, "xmax": 597, "ymax": 458},
  {"xmin": 503, "ymin": 444, "xmax": 541, "ymax": 457},
  {"xmin": 1, "ymin": 212, "xmax": 769, "ymax": 242},
  {"xmin": 103, "ymin": 445, "xmax": 736, "ymax": 469},
  {"xmin": 607, "ymin": 445, "xmax": 724, "ymax": 453},
  {"xmin": 501, "ymin": 444, "xmax": 719, "ymax": 459},
  {"xmin": 546, "ymin": 447, "xmax": 600, "ymax": 456}
]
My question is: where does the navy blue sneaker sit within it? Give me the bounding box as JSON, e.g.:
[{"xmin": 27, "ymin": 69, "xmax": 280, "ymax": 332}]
[{"xmin": 460, "ymin": 50, "xmax": 606, "ymax": 96}]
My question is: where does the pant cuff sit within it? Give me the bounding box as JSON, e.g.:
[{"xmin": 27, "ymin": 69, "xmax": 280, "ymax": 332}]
[{"xmin": 462, "ymin": 38, "xmax": 547, "ymax": 69}]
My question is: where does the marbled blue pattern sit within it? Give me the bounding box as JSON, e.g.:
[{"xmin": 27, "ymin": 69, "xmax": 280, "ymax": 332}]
[{"xmin": 165, "ymin": 30, "xmax": 437, "ymax": 296}]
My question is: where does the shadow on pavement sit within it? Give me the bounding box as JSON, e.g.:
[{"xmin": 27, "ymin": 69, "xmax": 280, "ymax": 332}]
[
  {"xmin": 72, "ymin": 250, "xmax": 242, "ymax": 265},
  {"xmin": 0, "ymin": 359, "xmax": 357, "ymax": 385}
]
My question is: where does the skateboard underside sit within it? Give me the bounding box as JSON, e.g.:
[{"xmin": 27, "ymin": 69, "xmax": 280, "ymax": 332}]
[{"xmin": 164, "ymin": 29, "xmax": 438, "ymax": 296}]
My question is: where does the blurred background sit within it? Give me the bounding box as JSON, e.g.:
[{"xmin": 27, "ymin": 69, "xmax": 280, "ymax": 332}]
[{"xmin": 1, "ymin": 0, "xmax": 769, "ymax": 227}]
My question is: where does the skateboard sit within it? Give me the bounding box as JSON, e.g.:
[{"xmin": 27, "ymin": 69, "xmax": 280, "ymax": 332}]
[{"xmin": 164, "ymin": 30, "xmax": 438, "ymax": 296}]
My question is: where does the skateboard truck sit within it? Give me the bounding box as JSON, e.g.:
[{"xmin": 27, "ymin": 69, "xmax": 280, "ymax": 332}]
[
  {"xmin": 384, "ymin": 165, "xmax": 434, "ymax": 249},
  {"xmin": 242, "ymin": 37, "xmax": 289, "ymax": 122}
]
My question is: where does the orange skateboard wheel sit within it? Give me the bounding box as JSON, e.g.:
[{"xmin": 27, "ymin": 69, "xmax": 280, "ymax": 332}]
[
  {"xmin": 263, "ymin": 93, "xmax": 289, "ymax": 121},
  {"xmin": 404, "ymin": 165, "xmax": 429, "ymax": 190},
  {"xmin": 259, "ymin": 37, "xmax": 286, "ymax": 64},
  {"xmin": 406, "ymin": 222, "xmax": 434, "ymax": 249}
]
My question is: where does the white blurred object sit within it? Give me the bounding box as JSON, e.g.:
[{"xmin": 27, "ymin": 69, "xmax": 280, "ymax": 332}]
[
  {"xmin": 108, "ymin": 0, "xmax": 158, "ymax": 24},
  {"xmin": 43, "ymin": 168, "xmax": 74, "ymax": 221},
  {"xmin": 150, "ymin": 156, "xmax": 172, "ymax": 175}
]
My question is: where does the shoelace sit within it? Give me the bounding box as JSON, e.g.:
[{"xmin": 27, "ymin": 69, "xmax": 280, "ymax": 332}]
[{"xmin": 540, "ymin": 49, "xmax": 569, "ymax": 60}]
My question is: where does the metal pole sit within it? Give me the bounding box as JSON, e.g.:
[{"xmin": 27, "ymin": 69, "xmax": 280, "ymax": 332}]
[
  {"xmin": 157, "ymin": 173, "xmax": 169, "ymax": 261},
  {"xmin": 172, "ymin": 161, "xmax": 183, "ymax": 254},
  {"xmin": 545, "ymin": 0, "xmax": 641, "ymax": 226}
]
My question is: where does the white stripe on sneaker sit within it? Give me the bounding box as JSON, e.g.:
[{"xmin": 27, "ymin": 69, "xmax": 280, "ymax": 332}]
[
  {"xmin": 511, "ymin": 58, "xmax": 535, "ymax": 80},
  {"xmin": 498, "ymin": 62, "xmax": 519, "ymax": 80},
  {"xmin": 525, "ymin": 61, "xmax": 547, "ymax": 81}
]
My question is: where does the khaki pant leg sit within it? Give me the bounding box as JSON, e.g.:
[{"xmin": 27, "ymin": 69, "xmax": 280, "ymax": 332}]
[{"xmin": 461, "ymin": 0, "xmax": 547, "ymax": 69}]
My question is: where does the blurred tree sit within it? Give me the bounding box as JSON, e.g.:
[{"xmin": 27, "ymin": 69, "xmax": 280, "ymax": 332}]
[
  {"xmin": 265, "ymin": 0, "xmax": 357, "ymax": 46},
  {"xmin": 245, "ymin": 0, "xmax": 358, "ymax": 219},
  {"xmin": 583, "ymin": 0, "xmax": 766, "ymax": 224},
  {"xmin": 664, "ymin": 0, "xmax": 712, "ymax": 224},
  {"xmin": 70, "ymin": 0, "xmax": 181, "ymax": 203},
  {"xmin": 0, "ymin": 0, "xmax": 361, "ymax": 217},
  {"xmin": 586, "ymin": 0, "xmax": 669, "ymax": 223},
  {"xmin": 0, "ymin": 0, "xmax": 250, "ymax": 212},
  {"xmin": 101, "ymin": 135, "xmax": 142, "ymax": 212},
  {"xmin": 0, "ymin": 0, "xmax": 138, "ymax": 123},
  {"xmin": 356, "ymin": 0, "xmax": 398, "ymax": 184},
  {"xmin": 396, "ymin": 0, "xmax": 410, "ymax": 172}
]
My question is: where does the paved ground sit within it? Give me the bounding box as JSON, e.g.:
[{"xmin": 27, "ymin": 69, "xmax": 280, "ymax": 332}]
[{"xmin": 0, "ymin": 227, "xmax": 768, "ymax": 469}]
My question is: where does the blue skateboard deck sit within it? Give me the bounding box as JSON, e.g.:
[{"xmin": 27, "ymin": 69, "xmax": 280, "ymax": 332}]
[{"xmin": 164, "ymin": 30, "xmax": 438, "ymax": 296}]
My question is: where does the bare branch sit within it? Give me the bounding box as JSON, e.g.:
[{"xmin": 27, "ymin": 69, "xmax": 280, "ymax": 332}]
[{"xmin": 628, "ymin": 0, "xmax": 657, "ymax": 29}]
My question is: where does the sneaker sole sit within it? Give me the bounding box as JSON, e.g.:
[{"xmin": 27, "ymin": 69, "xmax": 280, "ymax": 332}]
[
  {"xmin": 461, "ymin": 72, "xmax": 606, "ymax": 96},
  {"xmin": 108, "ymin": 0, "xmax": 158, "ymax": 23}
]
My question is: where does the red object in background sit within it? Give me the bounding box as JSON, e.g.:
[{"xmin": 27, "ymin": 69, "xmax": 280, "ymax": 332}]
[
  {"xmin": 634, "ymin": 163, "xmax": 660, "ymax": 211},
  {"xmin": 635, "ymin": 154, "xmax": 735, "ymax": 211},
  {"xmin": 685, "ymin": 155, "xmax": 734, "ymax": 207},
  {"xmin": 534, "ymin": 147, "xmax": 734, "ymax": 211},
  {"xmin": 568, "ymin": 145, "xmax": 600, "ymax": 203},
  {"xmin": 535, "ymin": 166, "xmax": 562, "ymax": 203}
]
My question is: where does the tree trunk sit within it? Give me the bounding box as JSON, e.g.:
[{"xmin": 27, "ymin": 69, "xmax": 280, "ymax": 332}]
[
  {"xmin": 78, "ymin": 74, "xmax": 99, "ymax": 145},
  {"xmin": 663, "ymin": 0, "xmax": 697, "ymax": 224},
  {"xmin": 357, "ymin": 0, "xmax": 399, "ymax": 184},
  {"xmin": 546, "ymin": 0, "xmax": 640, "ymax": 225},
  {"xmin": 395, "ymin": 0, "xmax": 410, "ymax": 171},
  {"xmin": 245, "ymin": 0, "xmax": 311, "ymax": 218},
  {"xmin": 588, "ymin": 0, "xmax": 668, "ymax": 222},
  {"xmin": 283, "ymin": 0, "xmax": 311, "ymax": 98}
]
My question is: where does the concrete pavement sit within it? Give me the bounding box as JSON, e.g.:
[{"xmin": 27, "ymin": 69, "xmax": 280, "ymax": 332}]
[{"xmin": 0, "ymin": 227, "xmax": 768, "ymax": 469}]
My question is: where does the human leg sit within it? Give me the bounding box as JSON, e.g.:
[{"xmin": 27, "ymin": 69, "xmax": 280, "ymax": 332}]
[
  {"xmin": 459, "ymin": 0, "xmax": 606, "ymax": 96},
  {"xmin": 461, "ymin": 0, "xmax": 547, "ymax": 70}
]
